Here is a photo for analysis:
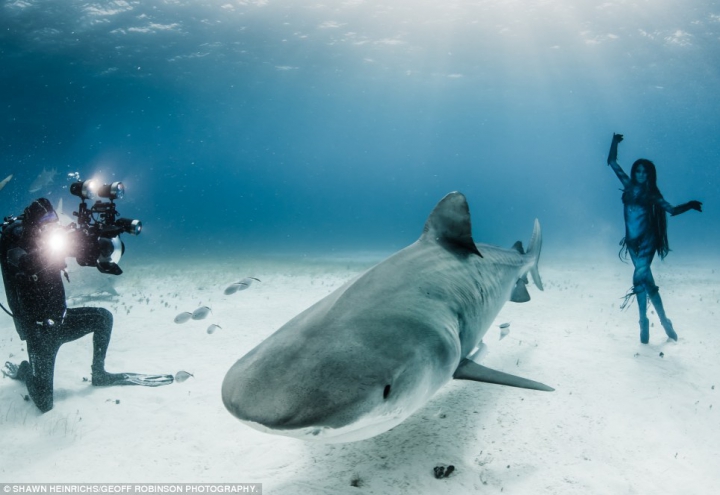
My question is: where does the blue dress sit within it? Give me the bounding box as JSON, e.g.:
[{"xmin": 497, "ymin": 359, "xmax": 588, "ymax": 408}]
[{"xmin": 608, "ymin": 161, "xmax": 681, "ymax": 293}]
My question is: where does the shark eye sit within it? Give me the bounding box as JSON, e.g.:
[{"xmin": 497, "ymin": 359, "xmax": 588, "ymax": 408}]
[{"xmin": 383, "ymin": 385, "xmax": 391, "ymax": 400}]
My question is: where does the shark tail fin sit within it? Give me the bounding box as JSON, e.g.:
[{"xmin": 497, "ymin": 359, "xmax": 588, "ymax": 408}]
[{"xmin": 526, "ymin": 218, "xmax": 543, "ymax": 291}]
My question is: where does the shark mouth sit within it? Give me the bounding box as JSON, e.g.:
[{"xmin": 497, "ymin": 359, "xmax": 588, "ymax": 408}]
[{"xmin": 238, "ymin": 409, "xmax": 410, "ymax": 444}]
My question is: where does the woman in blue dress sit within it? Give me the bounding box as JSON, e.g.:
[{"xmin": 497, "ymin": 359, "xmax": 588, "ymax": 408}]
[{"xmin": 607, "ymin": 133, "xmax": 702, "ymax": 344}]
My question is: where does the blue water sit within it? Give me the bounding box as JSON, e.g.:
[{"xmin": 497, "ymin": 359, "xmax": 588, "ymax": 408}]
[{"xmin": 1, "ymin": 1, "xmax": 718, "ymax": 262}]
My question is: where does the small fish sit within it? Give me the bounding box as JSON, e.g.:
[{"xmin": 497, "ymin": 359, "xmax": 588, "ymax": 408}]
[
  {"xmin": 499, "ymin": 322, "xmax": 510, "ymax": 340},
  {"xmin": 224, "ymin": 277, "xmax": 261, "ymax": 295},
  {"xmin": 174, "ymin": 312, "xmax": 192, "ymax": 324},
  {"xmin": 224, "ymin": 284, "xmax": 243, "ymax": 295},
  {"xmin": 28, "ymin": 167, "xmax": 57, "ymax": 193},
  {"xmin": 175, "ymin": 371, "xmax": 194, "ymax": 383},
  {"xmin": 191, "ymin": 306, "xmax": 212, "ymax": 320},
  {"xmin": 207, "ymin": 324, "xmax": 221, "ymax": 334},
  {"xmin": 0, "ymin": 174, "xmax": 12, "ymax": 191}
]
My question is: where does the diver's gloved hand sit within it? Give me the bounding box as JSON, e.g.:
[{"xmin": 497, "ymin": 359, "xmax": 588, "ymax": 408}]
[
  {"xmin": 612, "ymin": 133, "xmax": 624, "ymax": 143},
  {"xmin": 688, "ymin": 200, "xmax": 703, "ymax": 212}
]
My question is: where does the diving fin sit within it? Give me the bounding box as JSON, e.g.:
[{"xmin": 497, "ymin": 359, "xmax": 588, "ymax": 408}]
[
  {"xmin": 93, "ymin": 372, "xmax": 174, "ymax": 387},
  {"xmin": 453, "ymin": 358, "xmax": 554, "ymax": 392}
]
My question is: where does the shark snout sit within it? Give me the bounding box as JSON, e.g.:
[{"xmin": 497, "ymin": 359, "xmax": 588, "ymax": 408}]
[
  {"xmin": 221, "ymin": 344, "xmax": 425, "ymax": 442},
  {"xmin": 222, "ymin": 352, "xmax": 393, "ymax": 432},
  {"xmin": 221, "ymin": 312, "xmax": 457, "ymax": 442}
]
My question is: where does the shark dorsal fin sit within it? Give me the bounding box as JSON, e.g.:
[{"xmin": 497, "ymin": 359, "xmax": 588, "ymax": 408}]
[
  {"xmin": 511, "ymin": 241, "xmax": 525, "ymax": 254},
  {"xmin": 421, "ymin": 191, "xmax": 481, "ymax": 256}
]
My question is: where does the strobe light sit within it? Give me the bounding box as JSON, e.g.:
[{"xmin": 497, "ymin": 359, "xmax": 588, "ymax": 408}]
[{"xmin": 70, "ymin": 180, "xmax": 125, "ymax": 200}]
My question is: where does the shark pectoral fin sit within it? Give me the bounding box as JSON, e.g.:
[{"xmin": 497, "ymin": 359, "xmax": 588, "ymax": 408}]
[
  {"xmin": 510, "ymin": 279, "xmax": 531, "ymax": 303},
  {"xmin": 453, "ymin": 358, "xmax": 554, "ymax": 392}
]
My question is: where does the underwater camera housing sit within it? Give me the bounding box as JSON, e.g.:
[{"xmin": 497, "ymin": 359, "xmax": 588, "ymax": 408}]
[{"xmin": 69, "ymin": 180, "xmax": 142, "ymax": 275}]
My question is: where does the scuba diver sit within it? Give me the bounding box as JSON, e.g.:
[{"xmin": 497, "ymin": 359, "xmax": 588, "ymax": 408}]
[
  {"xmin": 606, "ymin": 133, "xmax": 703, "ymax": 344},
  {"xmin": 1, "ymin": 196, "xmax": 171, "ymax": 413}
]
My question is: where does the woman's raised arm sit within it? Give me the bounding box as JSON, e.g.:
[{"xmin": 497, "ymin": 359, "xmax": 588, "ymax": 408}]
[{"xmin": 607, "ymin": 133, "xmax": 631, "ymax": 188}]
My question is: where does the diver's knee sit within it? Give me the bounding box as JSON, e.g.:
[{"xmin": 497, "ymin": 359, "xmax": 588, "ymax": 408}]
[
  {"xmin": 92, "ymin": 308, "xmax": 113, "ymax": 334},
  {"xmin": 27, "ymin": 384, "xmax": 54, "ymax": 413},
  {"xmin": 98, "ymin": 307, "xmax": 113, "ymax": 326},
  {"xmin": 35, "ymin": 398, "xmax": 54, "ymax": 413}
]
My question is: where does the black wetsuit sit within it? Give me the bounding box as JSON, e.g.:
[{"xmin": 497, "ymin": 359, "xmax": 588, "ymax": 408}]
[{"xmin": 0, "ymin": 218, "xmax": 113, "ymax": 412}]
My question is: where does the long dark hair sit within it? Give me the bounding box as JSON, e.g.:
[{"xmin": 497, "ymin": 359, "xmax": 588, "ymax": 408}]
[{"xmin": 620, "ymin": 159, "xmax": 670, "ymax": 259}]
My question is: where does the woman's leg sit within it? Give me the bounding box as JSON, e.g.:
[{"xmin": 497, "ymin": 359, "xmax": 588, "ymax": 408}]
[
  {"xmin": 629, "ymin": 248, "xmax": 654, "ymax": 343},
  {"xmin": 628, "ymin": 247, "xmax": 677, "ymax": 341},
  {"xmin": 647, "ymin": 288, "xmax": 677, "ymax": 340}
]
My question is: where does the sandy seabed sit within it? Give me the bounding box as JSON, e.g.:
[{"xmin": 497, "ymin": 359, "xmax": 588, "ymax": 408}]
[{"xmin": 1, "ymin": 251, "xmax": 718, "ymax": 495}]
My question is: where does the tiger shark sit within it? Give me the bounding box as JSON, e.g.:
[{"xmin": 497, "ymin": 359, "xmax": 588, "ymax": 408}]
[
  {"xmin": 222, "ymin": 192, "xmax": 552, "ymax": 443},
  {"xmin": 28, "ymin": 167, "xmax": 57, "ymax": 193}
]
